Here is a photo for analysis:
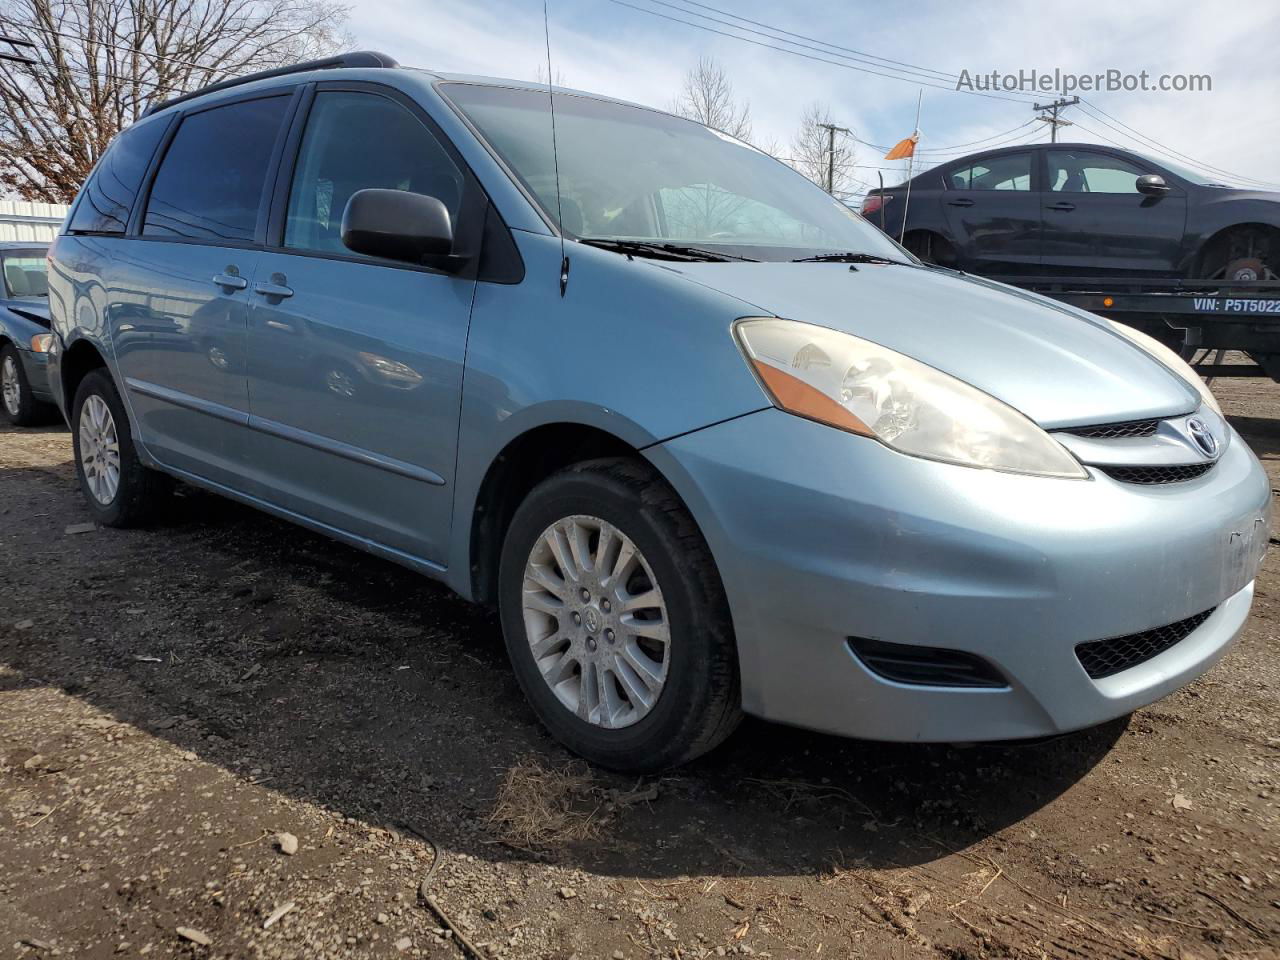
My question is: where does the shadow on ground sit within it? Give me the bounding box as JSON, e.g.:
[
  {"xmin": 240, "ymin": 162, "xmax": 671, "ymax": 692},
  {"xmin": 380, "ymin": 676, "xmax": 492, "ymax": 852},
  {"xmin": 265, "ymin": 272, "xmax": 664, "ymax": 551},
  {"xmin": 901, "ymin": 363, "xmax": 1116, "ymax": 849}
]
[{"xmin": 0, "ymin": 449, "xmax": 1124, "ymax": 882}]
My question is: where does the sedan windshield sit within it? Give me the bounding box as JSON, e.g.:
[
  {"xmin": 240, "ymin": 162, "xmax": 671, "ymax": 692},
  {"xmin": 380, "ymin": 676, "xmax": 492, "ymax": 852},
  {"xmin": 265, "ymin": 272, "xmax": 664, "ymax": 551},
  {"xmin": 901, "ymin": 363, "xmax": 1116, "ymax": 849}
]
[
  {"xmin": 443, "ymin": 83, "xmax": 908, "ymax": 263},
  {"xmin": 2, "ymin": 251, "xmax": 49, "ymax": 299}
]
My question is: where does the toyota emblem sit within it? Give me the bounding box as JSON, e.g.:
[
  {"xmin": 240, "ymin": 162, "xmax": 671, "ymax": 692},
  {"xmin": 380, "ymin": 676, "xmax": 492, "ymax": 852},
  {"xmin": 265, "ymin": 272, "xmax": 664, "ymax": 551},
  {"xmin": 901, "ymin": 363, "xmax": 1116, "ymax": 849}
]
[{"xmin": 1186, "ymin": 418, "xmax": 1219, "ymax": 458}]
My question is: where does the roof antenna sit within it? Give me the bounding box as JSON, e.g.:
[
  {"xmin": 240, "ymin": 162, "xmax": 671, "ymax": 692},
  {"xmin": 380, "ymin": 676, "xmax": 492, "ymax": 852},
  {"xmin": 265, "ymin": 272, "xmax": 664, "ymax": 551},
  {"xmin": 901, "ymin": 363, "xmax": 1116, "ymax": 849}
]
[{"xmin": 543, "ymin": 0, "xmax": 569, "ymax": 297}]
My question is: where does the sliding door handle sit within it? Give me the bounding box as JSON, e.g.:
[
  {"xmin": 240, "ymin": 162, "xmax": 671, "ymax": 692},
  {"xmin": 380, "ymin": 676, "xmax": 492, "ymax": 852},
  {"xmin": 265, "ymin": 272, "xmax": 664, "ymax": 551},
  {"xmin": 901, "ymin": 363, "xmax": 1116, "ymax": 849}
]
[
  {"xmin": 1046, "ymin": 201, "xmax": 1076, "ymax": 212},
  {"xmin": 253, "ymin": 278, "xmax": 294, "ymax": 299},
  {"xmin": 212, "ymin": 272, "xmax": 247, "ymax": 291},
  {"xmin": 947, "ymin": 198, "xmax": 975, "ymax": 207}
]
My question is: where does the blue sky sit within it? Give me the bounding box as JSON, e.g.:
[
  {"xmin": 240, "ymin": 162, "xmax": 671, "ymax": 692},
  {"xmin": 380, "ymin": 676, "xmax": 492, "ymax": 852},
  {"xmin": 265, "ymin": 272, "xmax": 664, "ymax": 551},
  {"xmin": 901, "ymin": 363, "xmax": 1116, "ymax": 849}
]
[{"xmin": 357, "ymin": 0, "xmax": 1280, "ymax": 192}]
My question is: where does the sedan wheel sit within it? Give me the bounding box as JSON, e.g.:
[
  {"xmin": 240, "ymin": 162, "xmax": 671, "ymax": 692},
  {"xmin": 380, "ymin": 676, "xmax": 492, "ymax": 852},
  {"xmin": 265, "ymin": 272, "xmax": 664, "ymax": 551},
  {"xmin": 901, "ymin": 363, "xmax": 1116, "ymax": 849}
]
[
  {"xmin": 522, "ymin": 515, "xmax": 670, "ymax": 729},
  {"xmin": 1, "ymin": 353, "xmax": 20, "ymax": 417},
  {"xmin": 0, "ymin": 343, "xmax": 46, "ymax": 426}
]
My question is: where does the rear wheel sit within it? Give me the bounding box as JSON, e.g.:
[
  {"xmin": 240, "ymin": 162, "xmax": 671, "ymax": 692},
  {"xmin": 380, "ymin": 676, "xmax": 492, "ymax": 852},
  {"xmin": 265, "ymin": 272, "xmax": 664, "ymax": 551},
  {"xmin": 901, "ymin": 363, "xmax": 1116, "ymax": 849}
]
[
  {"xmin": 71, "ymin": 369, "xmax": 171, "ymax": 527},
  {"xmin": 498, "ymin": 458, "xmax": 741, "ymax": 771}
]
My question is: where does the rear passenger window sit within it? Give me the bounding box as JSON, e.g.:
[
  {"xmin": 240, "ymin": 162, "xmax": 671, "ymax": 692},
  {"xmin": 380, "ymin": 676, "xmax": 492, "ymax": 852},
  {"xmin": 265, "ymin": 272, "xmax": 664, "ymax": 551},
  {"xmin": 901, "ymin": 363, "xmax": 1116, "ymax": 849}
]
[
  {"xmin": 67, "ymin": 116, "xmax": 168, "ymax": 234},
  {"xmin": 949, "ymin": 153, "xmax": 1033, "ymax": 191},
  {"xmin": 143, "ymin": 96, "xmax": 289, "ymax": 242},
  {"xmin": 284, "ymin": 91, "xmax": 464, "ymax": 256}
]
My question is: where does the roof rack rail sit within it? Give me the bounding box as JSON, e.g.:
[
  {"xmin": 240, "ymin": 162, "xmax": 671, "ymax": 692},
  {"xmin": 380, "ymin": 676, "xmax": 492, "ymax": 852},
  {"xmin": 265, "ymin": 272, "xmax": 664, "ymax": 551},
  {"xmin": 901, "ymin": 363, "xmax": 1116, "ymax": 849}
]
[{"xmin": 141, "ymin": 50, "xmax": 399, "ymax": 117}]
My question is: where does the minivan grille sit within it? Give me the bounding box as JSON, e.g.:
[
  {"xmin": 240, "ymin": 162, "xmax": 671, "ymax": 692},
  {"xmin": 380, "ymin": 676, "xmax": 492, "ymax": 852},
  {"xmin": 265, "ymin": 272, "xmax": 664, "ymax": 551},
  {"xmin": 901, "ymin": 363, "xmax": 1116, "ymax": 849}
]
[
  {"xmin": 1076, "ymin": 608, "xmax": 1215, "ymax": 679},
  {"xmin": 1066, "ymin": 418, "xmax": 1160, "ymax": 440},
  {"xmin": 1099, "ymin": 463, "xmax": 1214, "ymax": 484}
]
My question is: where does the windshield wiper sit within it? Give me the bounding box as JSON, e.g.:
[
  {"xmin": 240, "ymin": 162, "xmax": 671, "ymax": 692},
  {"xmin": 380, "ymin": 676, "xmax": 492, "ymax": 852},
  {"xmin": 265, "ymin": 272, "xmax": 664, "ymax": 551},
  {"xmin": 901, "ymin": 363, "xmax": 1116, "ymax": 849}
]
[
  {"xmin": 790, "ymin": 252, "xmax": 908, "ymax": 265},
  {"xmin": 578, "ymin": 238, "xmax": 757, "ymax": 263}
]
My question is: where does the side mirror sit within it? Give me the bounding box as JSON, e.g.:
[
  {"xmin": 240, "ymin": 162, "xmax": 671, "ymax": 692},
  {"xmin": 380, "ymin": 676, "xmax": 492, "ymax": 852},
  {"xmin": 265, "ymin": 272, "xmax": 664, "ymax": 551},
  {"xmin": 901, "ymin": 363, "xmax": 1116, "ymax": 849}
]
[
  {"xmin": 1136, "ymin": 174, "xmax": 1170, "ymax": 196},
  {"xmin": 341, "ymin": 189, "xmax": 457, "ymax": 266}
]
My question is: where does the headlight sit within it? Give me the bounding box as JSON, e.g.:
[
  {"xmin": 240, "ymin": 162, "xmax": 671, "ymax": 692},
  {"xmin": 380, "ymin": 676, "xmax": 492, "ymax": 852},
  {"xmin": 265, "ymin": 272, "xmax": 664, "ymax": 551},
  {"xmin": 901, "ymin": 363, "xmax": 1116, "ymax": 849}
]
[
  {"xmin": 1105, "ymin": 320, "xmax": 1220, "ymax": 415},
  {"xmin": 734, "ymin": 318, "xmax": 1087, "ymax": 479}
]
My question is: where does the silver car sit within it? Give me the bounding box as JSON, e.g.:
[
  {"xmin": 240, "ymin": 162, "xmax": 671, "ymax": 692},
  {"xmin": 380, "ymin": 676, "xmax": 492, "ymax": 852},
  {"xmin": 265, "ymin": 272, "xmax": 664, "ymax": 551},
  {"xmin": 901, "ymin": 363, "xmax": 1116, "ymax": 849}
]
[{"xmin": 46, "ymin": 54, "xmax": 1270, "ymax": 770}]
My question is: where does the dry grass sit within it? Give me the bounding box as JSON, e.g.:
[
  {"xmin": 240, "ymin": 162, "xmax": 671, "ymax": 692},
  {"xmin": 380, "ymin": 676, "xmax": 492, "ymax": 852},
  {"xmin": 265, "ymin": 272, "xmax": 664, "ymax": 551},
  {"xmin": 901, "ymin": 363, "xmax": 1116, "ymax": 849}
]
[{"xmin": 486, "ymin": 756, "xmax": 604, "ymax": 850}]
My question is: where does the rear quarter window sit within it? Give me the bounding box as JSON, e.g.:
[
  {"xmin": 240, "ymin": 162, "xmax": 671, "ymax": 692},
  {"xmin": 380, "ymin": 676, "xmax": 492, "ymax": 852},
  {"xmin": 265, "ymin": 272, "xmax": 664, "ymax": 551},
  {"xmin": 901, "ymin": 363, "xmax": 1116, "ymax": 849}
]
[{"xmin": 67, "ymin": 116, "xmax": 169, "ymax": 234}]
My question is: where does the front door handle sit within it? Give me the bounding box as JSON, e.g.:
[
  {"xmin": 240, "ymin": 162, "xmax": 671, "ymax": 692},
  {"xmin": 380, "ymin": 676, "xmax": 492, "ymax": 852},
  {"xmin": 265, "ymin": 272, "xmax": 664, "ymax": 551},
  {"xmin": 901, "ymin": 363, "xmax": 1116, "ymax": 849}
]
[
  {"xmin": 253, "ymin": 275, "xmax": 294, "ymax": 299},
  {"xmin": 947, "ymin": 198, "xmax": 975, "ymax": 207},
  {"xmin": 1046, "ymin": 201, "xmax": 1076, "ymax": 211},
  {"xmin": 212, "ymin": 271, "xmax": 247, "ymax": 291}
]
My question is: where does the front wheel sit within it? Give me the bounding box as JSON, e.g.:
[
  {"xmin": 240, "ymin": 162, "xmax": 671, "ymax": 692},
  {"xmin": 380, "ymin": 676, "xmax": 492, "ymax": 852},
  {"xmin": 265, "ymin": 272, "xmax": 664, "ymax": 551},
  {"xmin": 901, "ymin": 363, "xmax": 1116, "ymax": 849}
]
[
  {"xmin": 498, "ymin": 458, "xmax": 741, "ymax": 771},
  {"xmin": 71, "ymin": 369, "xmax": 171, "ymax": 527},
  {"xmin": 1, "ymin": 343, "xmax": 51, "ymax": 426}
]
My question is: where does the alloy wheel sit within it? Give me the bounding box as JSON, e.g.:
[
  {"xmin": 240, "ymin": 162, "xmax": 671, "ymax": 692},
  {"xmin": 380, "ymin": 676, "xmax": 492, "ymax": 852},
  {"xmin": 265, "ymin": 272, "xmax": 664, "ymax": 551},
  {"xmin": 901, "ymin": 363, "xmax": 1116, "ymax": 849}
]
[
  {"xmin": 1, "ymin": 355, "xmax": 19, "ymax": 416},
  {"xmin": 521, "ymin": 515, "xmax": 670, "ymax": 729},
  {"xmin": 79, "ymin": 394, "xmax": 121, "ymax": 504}
]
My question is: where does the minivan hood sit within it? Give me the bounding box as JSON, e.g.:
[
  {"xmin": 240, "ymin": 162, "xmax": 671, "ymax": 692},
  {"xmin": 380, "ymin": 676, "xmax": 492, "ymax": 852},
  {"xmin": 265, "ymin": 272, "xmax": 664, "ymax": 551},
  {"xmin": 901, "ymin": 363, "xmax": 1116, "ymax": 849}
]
[{"xmin": 669, "ymin": 262, "xmax": 1198, "ymax": 427}]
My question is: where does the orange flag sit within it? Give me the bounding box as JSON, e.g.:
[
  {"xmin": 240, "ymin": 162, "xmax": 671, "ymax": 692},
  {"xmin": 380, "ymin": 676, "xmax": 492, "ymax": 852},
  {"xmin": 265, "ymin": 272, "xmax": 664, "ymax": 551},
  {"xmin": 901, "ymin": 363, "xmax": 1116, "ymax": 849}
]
[{"xmin": 884, "ymin": 134, "xmax": 918, "ymax": 161}]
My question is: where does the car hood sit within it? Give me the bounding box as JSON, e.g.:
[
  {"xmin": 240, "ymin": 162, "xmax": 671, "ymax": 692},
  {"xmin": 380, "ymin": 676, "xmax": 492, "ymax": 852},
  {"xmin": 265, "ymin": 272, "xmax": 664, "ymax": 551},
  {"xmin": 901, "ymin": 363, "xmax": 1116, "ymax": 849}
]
[
  {"xmin": 668, "ymin": 262, "xmax": 1199, "ymax": 427},
  {"xmin": 2, "ymin": 299, "xmax": 51, "ymax": 325}
]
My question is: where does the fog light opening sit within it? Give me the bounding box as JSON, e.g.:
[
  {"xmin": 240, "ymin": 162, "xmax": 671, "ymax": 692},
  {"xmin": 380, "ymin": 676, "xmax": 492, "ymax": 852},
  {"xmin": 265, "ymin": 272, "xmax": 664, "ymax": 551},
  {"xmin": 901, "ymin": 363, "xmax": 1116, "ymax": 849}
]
[{"xmin": 848, "ymin": 637, "xmax": 1009, "ymax": 689}]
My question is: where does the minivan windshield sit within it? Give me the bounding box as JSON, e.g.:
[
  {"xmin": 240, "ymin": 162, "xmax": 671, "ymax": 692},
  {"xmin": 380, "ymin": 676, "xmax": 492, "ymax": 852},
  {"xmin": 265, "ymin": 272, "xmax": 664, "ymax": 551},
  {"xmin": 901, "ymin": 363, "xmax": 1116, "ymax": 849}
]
[{"xmin": 443, "ymin": 83, "xmax": 909, "ymax": 264}]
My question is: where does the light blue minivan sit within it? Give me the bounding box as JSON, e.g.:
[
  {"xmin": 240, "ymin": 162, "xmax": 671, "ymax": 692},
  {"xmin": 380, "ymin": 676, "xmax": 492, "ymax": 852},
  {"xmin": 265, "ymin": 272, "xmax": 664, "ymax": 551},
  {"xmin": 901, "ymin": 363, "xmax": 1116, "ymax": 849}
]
[{"xmin": 46, "ymin": 53, "xmax": 1270, "ymax": 770}]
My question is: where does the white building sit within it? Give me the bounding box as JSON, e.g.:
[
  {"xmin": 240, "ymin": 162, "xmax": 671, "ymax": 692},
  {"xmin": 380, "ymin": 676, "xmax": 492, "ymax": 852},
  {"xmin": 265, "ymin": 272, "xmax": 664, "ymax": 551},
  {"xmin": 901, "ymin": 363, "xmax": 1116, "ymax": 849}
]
[{"xmin": 0, "ymin": 199, "xmax": 70, "ymax": 242}]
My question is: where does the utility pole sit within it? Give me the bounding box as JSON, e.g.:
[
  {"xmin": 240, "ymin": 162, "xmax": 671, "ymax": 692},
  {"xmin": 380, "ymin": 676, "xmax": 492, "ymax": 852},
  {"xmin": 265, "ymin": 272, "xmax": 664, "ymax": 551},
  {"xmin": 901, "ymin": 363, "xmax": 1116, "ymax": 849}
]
[
  {"xmin": 1033, "ymin": 95, "xmax": 1079, "ymax": 143},
  {"xmin": 817, "ymin": 122, "xmax": 850, "ymax": 195}
]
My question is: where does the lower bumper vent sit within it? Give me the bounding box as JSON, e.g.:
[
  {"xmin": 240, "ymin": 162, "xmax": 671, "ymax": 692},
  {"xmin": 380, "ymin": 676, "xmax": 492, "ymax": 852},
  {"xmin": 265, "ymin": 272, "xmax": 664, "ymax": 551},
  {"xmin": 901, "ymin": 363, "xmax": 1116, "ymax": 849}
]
[
  {"xmin": 1076, "ymin": 608, "xmax": 1216, "ymax": 679},
  {"xmin": 848, "ymin": 637, "xmax": 1008, "ymax": 689}
]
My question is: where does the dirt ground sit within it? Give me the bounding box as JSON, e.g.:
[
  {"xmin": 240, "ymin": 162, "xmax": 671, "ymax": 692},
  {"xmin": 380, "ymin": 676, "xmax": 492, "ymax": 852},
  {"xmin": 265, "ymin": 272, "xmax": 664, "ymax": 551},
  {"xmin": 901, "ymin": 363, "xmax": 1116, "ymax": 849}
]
[{"xmin": 1, "ymin": 377, "xmax": 1278, "ymax": 960}]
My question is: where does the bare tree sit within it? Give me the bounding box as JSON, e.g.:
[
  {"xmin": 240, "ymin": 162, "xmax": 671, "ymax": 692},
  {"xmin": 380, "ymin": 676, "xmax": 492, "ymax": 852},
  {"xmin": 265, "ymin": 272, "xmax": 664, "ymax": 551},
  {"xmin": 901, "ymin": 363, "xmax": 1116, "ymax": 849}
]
[
  {"xmin": 789, "ymin": 102, "xmax": 856, "ymax": 197},
  {"xmin": 0, "ymin": 0, "xmax": 351, "ymax": 201},
  {"xmin": 533, "ymin": 64, "xmax": 565, "ymax": 87},
  {"xmin": 670, "ymin": 55, "xmax": 751, "ymax": 141}
]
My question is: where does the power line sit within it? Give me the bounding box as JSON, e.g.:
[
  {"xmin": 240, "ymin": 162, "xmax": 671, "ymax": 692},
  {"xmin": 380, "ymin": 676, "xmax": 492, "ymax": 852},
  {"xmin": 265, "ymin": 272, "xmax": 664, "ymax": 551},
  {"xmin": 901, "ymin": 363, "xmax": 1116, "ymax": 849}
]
[
  {"xmin": 913, "ymin": 118, "xmax": 1038, "ymax": 153},
  {"xmin": 601, "ymin": 0, "xmax": 1040, "ymax": 104},
  {"xmin": 0, "ymin": 31, "xmax": 36, "ymax": 65},
  {"xmin": 1068, "ymin": 117, "xmax": 1279, "ymax": 191},
  {"xmin": 673, "ymin": 0, "xmax": 958, "ymax": 81},
  {"xmin": 1076, "ymin": 99, "xmax": 1280, "ymax": 189},
  {"xmin": 642, "ymin": 0, "xmax": 960, "ymax": 86}
]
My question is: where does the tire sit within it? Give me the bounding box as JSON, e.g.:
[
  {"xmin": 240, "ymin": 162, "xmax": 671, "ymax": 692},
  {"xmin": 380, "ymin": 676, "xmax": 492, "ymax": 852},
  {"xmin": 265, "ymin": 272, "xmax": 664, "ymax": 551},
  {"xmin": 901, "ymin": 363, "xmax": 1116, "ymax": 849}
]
[
  {"xmin": 1, "ymin": 342, "xmax": 51, "ymax": 426},
  {"xmin": 498, "ymin": 458, "xmax": 741, "ymax": 771},
  {"xmin": 71, "ymin": 368, "xmax": 171, "ymax": 527}
]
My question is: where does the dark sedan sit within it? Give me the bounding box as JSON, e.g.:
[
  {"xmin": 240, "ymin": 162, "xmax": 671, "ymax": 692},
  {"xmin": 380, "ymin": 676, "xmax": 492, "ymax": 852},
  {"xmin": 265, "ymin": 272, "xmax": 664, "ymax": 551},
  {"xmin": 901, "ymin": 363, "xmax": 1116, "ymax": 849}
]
[
  {"xmin": 1, "ymin": 241, "xmax": 57, "ymax": 425},
  {"xmin": 863, "ymin": 143, "xmax": 1280, "ymax": 282}
]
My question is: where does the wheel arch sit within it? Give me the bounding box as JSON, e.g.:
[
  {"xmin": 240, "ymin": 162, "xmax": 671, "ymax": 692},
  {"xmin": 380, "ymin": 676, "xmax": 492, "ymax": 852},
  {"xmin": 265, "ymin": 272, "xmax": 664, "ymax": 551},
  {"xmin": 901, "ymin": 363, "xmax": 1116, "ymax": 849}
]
[
  {"xmin": 1192, "ymin": 221, "xmax": 1280, "ymax": 277},
  {"xmin": 902, "ymin": 228, "xmax": 959, "ymax": 266},
  {"xmin": 466, "ymin": 421, "xmax": 646, "ymax": 605},
  {"xmin": 59, "ymin": 336, "xmax": 110, "ymax": 413}
]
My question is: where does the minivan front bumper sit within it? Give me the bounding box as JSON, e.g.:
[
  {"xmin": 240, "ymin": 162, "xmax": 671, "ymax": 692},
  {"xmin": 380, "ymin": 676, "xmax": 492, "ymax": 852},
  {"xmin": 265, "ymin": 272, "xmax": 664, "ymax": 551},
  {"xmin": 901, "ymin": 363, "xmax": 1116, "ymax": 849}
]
[{"xmin": 646, "ymin": 408, "xmax": 1269, "ymax": 742}]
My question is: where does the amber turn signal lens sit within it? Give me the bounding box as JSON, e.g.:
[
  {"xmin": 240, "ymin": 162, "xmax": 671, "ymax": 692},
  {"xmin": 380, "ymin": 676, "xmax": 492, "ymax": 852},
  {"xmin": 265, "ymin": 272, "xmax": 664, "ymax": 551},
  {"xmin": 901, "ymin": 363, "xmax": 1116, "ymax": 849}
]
[
  {"xmin": 1102, "ymin": 296, "xmax": 1114, "ymax": 308},
  {"xmin": 30, "ymin": 334, "xmax": 54, "ymax": 353},
  {"xmin": 751, "ymin": 360, "xmax": 874, "ymax": 437}
]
